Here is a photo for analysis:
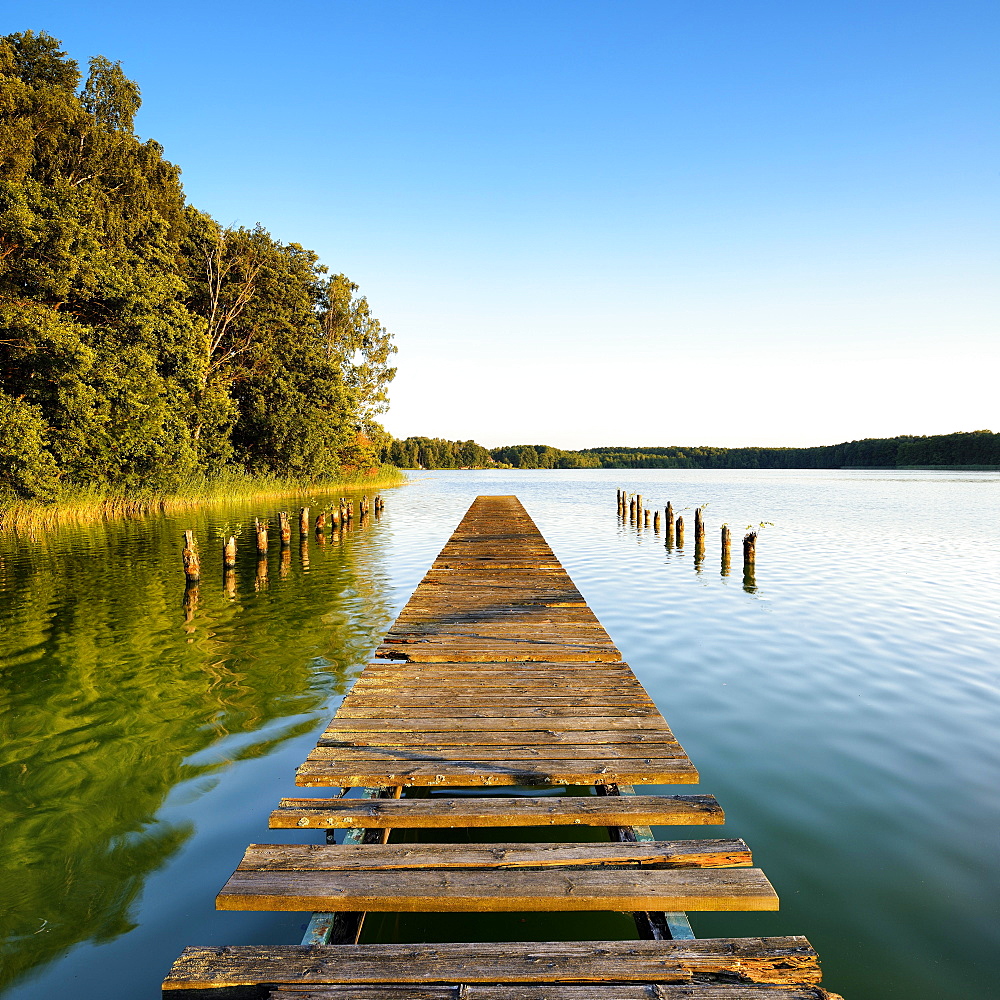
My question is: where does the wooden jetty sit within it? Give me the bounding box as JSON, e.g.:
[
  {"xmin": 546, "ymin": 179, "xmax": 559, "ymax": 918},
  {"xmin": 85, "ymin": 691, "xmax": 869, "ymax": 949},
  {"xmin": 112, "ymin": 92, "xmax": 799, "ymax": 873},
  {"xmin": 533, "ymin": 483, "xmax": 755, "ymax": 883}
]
[{"xmin": 163, "ymin": 495, "xmax": 843, "ymax": 999}]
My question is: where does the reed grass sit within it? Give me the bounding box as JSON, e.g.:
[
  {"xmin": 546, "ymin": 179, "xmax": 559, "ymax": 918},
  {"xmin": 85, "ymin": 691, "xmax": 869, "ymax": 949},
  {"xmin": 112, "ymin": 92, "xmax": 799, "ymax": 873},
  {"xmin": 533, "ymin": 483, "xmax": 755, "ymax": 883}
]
[{"xmin": 0, "ymin": 466, "xmax": 407, "ymax": 533}]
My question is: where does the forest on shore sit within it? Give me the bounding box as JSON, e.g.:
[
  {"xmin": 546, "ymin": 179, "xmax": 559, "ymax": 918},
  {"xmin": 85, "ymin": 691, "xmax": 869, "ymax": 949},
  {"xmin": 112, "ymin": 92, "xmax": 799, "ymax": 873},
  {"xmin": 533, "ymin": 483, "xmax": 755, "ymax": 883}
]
[
  {"xmin": 0, "ymin": 33, "xmax": 396, "ymax": 507},
  {"xmin": 382, "ymin": 429, "xmax": 1000, "ymax": 470}
]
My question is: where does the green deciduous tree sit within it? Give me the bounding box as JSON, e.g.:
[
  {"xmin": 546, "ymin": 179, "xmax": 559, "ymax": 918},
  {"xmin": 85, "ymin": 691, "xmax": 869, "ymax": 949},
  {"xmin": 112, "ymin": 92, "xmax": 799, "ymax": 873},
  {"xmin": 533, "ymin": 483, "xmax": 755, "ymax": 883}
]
[{"xmin": 0, "ymin": 32, "xmax": 396, "ymax": 502}]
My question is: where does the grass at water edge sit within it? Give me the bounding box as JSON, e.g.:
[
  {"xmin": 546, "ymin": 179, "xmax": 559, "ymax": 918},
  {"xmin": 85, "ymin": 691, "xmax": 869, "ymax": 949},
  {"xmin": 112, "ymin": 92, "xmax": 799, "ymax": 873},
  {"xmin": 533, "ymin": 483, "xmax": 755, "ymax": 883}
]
[{"xmin": 0, "ymin": 466, "xmax": 408, "ymax": 533}]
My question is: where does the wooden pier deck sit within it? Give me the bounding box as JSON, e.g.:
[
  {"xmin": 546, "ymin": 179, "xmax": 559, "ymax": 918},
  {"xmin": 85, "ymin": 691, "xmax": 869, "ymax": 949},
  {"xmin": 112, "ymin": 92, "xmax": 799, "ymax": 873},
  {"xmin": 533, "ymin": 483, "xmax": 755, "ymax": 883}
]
[{"xmin": 163, "ymin": 496, "xmax": 843, "ymax": 999}]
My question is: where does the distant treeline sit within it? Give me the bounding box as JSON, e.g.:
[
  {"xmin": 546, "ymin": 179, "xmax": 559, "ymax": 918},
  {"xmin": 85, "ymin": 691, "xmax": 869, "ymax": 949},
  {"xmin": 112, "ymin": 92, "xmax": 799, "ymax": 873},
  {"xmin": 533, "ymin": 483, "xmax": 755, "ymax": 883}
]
[
  {"xmin": 1, "ymin": 33, "xmax": 395, "ymax": 505},
  {"xmin": 382, "ymin": 430, "xmax": 1000, "ymax": 470},
  {"xmin": 381, "ymin": 437, "xmax": 598, "ymax": 470}
]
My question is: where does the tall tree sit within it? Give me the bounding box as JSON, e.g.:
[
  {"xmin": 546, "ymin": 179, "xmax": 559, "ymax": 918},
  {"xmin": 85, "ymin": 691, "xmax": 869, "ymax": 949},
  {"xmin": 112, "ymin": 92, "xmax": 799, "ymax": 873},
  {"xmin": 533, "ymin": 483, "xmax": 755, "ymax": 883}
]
[{"xmin": 320, "ymin": 274, "xmax": 397, "ymax": 437}]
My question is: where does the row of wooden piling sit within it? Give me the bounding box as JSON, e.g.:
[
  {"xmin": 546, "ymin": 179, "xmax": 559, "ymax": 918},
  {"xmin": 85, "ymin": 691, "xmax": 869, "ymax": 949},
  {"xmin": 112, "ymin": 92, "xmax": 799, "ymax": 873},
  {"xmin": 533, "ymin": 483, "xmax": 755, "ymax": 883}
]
[
  {"xmin": 616, "ymin": 489, "xmax": 758, "ymax": 589},
  {"xmin": 181, "ymin": 495, "xmax": 385, "ymax": 584}
]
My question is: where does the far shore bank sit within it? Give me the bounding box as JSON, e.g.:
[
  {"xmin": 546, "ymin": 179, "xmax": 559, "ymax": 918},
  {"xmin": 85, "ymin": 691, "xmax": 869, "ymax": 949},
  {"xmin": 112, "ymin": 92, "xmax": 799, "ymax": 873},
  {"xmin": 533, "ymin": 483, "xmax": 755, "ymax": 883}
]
[
  {"xmin": 0, "ymin": 466, "xmax": 407, "ymax": 534},
  {"xmin": 396, "ymin": 464, "xmax": 1000, "ymax": 473}
]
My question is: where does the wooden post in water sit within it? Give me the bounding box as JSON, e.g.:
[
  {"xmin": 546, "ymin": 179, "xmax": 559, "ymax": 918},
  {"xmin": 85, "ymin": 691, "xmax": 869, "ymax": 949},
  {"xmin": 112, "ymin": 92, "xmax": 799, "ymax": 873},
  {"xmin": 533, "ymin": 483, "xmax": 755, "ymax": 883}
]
[
  {"xmin": 182, "ymin": 582, "xmax": 199, "ymax": 623},
  {"xmin": 653, "ymin": 510, "xmax": 661, "ymax": 532},
  {"xmin": 299, "ymin": 507, "xmax": 310, "ymax": 536},
  {"xmin": 182, "ymin": 530, "xmax": 200, "ymax": 583},
  {"xmin": 255, "ymin": 518, "xmax": 268, "ymax": 555},
  {"xmin": 644, "ymin": 509, "xmax": 650, "ymax": 527},
  {"xmin": 315, "ymin": 511, "xmax": 327, "ymax": 535},
  {"xmin": 694, "ymin": 507, "xmax": 705, "ymax": 571},
  {"xmin": 278, "ymin": 512, "xmax": 291, "ymax": 547},
  {"xmin": 721, "ymin": 525, "xmax": 731, "ymax": 576},
  {"xmin": 636, "ymin": 495, "xmax": 643, "ymax": 520},
  {"xmin": 675, "ymin": 515, "xmax": 685, "ymax": 548},
  {"xmin": 743, "ymin": 530, "xmax": 757, "ymax": 593},
  {"xmin": 665, "ymin": 502, "xmax": 674, "ymax": 535},
  {"xmin": 222, "ymin": 534, "xmax": 237, "ymax": 598}
]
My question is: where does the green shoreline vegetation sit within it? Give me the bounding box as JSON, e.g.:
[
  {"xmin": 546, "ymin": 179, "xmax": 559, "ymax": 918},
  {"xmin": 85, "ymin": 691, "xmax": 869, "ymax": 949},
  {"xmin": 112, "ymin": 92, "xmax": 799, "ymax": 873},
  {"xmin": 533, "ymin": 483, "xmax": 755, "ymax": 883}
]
[
  {"xmin": 382, "ymin": 429, "xmax": 1000, "ymax": 471},
  {"xmin": 0, "ymin": 465, "xmax": 406, "ymax": 532},
  {"xmin": 0, "ymin": 33, "xmax": 397, "ymax": 527}
]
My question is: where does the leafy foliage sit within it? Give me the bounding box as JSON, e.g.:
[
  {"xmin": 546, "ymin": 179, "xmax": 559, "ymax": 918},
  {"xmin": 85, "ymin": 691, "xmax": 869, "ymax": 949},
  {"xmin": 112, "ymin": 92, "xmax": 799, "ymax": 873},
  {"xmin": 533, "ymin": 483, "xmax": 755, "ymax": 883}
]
[{"xmin": 0, "ymin": 32, "xmax": 395, "ymax": 502}]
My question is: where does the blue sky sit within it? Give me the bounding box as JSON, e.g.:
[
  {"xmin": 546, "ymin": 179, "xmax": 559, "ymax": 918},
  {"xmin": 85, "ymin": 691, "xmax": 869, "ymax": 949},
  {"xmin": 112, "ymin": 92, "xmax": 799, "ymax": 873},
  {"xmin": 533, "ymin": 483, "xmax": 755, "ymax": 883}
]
[{"xmin": 14, "ymin": 0, "xmax": 999, "ymax": 448}]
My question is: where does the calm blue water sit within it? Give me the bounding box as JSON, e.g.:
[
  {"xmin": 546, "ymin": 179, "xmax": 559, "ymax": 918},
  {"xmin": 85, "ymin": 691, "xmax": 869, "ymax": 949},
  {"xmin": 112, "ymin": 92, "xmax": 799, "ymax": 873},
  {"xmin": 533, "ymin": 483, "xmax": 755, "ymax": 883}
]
[{"xmin": 1, "ymin": 469, "xmax": 997, "ymax": 998}]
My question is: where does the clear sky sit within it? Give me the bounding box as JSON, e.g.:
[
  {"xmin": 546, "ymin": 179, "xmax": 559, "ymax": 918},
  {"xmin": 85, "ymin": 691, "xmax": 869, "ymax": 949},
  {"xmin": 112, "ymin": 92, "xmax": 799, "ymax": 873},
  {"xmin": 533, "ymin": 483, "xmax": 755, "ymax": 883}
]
[{"xmin": 15, "ymin": 0, "xmax": 999, "ymax": 448}]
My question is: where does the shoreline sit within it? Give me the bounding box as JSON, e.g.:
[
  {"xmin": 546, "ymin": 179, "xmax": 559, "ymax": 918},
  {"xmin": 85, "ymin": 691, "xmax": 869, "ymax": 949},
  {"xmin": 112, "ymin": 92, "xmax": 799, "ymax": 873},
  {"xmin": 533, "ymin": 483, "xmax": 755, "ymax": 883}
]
[{"xmin": 0, "ymin": 467, "xmax": 408, "ymax": 533}]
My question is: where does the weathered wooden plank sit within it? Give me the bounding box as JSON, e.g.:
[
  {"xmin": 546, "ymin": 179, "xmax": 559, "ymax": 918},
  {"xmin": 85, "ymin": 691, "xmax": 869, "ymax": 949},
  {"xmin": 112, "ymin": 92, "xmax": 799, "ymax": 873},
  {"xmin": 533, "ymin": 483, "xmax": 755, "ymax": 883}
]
[
  {"xmin": 386, "ymin": 617, "xmax": 608, "ymax": 628},
  {"xmin": 383, "ymin": 633, "xmax": 611, "ymax": 641},
  {"xmin": 217, "ymin": 867, "xmax": 778, "ymax": 912},
  {"xmin": 434, "ymin": 548, "xmax": 557, "ymax": 555},
  {"xmin": 346, "ymin": 686, "xmax": 651, "ymax": 697},
  {"xmin": 317, "ymin": 731, "xmax": 681, "ymax": 748},
  {"xmin": 358, "ymin": 661, "xmax": 635, "ymax": 673},
  {"xmin": 401, "ymin": 600, "xmax": 590, "ymax": 609},
  {"xmin": 394, "ymin": 599, "xmax": 588, "ymax": 608},
  {"xmin": 382, "ymin": 622, "xmax": 613, "ymax": 633},
  {"xmin": 270, "ymin": 794, "xmax": 724, "ymax": 829},
  {"xmin": 374, "ymin": 650, "xmax": 624, "ymax": 663},
  {"xmin": 339, "ymin": 697, "xmax": 656, "ymax": 709},
  {"xmin": 379, "ymin": 634, "xmax": 614, "ymax": 643},
  {"xmin": 404, "ymin": 589, "xmax": 586, "ymax": 598},
  {"xmin": 342, "ymin": 697, "xmax": 653, "ymax": 708},
  {"xmin": 294, "ymin": 757, "xmax": 700, "ymax": 787},
  {"xmin": 344, "ymin": 694, "xmax": 648, "ymax": 705},
  {"xmin": 405, "ymin": 583, "xmax": 586, "ymax": 595},
  {"xmin": 302, "ymin": 745, "xmax": 688, "ymax": 763},
  {"xmin": 320, "ymin": 717, "xmax": 673, "ymax": 732},
  {"xmin": 349, "ymin": 674, "xmax": 647, "ymax": 686},
  {"xmin": 162, "ymin": 938, "xmax": 824, "ymax": 991},
  {"xmin": 377, "ymin": 645, "xmax": 619, "ymax": 655},
  {"xmin": 265, "ymin": 989, "xmax": 843, "ymax": 1000},
  {"xmin": 433, "ymin": 545, "xmax": 557, "ymax": 550},
  {"xmin": 378, "ymin": 637, "xmax": 621, "ymax": 648},
  {"xmin": 427, "ymin": 565, "xmax": 567, "ymax": 573},
  {"xmin": 348, "ymin": 681, "xmax": 647, "ymax": 694},
  {"xmin": 333, "ymin": 706, "xmax": 662, "ymax": 719},
  {"xmin": 384, "ymin": 623, "xmax": 603, "ymax": 631},
  {"xmin": 359, "ymin": 663, "xmax": 635, "ymax": 676},
  {"xmin": 430, "ymin": 558, "xmax": 565, "ymax": 565},
  {"xmin": 350, "ymin": 671, "xmax": 647, "ymax": 684},
  {"xmin": 236, "ymin": 840, "xmax": 752, "ymax": 871}
]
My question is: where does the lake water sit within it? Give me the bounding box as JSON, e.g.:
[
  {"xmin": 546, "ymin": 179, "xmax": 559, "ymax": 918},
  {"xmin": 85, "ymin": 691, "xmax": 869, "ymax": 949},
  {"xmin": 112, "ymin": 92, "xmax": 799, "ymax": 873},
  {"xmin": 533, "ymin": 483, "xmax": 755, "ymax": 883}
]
[{"xmin": 1, "ymin": 469, "xmax": 997, "ymax": 999}]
